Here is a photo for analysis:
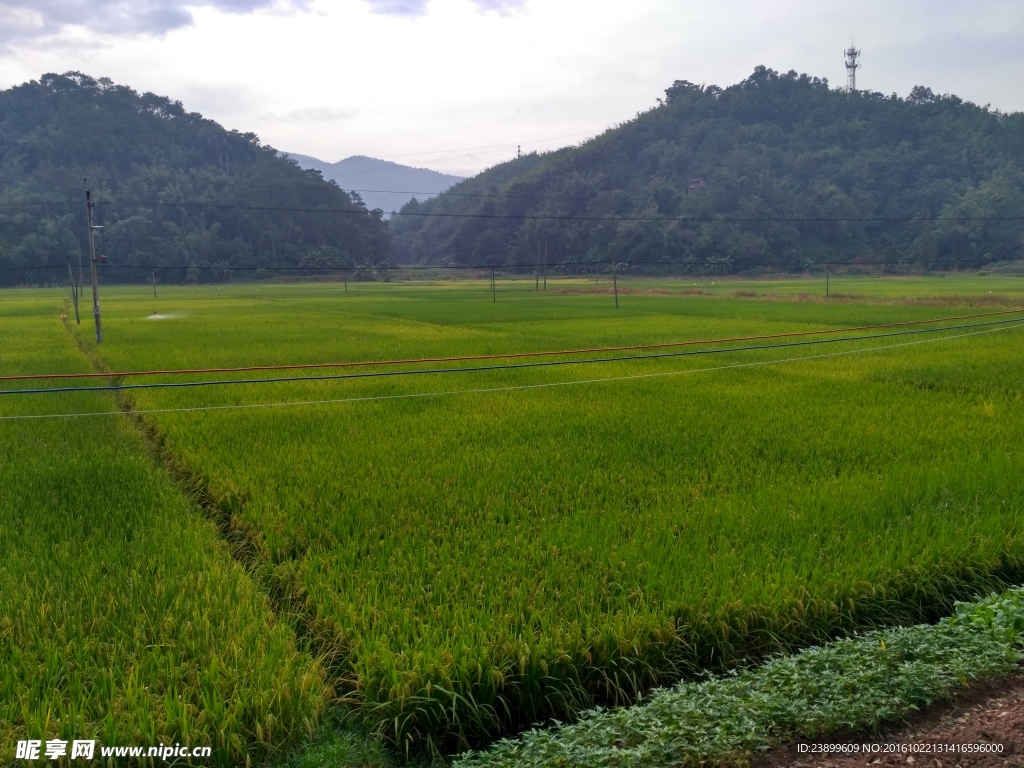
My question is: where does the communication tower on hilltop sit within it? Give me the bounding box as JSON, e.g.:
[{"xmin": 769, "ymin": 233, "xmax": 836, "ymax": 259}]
[{"xmin": 845, "ymin": 44, "xmax": 861, "ymax": 92}]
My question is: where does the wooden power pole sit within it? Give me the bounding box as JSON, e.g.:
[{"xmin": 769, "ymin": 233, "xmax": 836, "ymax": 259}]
[
  {"xmin": 77, "ymin": 242, "xmax": 85, "ymax": 302},
  {"xmin": 85, "ymin": 187, "xmax": 102, "ymax": 343},
  {"xmin": 536, "ymin": 243, "xmax": 540, "ymax": 290},
  {"xmin": 66, "ymin": 251, "xmax": 80, "ymax": 324},
  {"xmin": 543, "ymin": 240, "xmax": 548, "ymax": 290}
]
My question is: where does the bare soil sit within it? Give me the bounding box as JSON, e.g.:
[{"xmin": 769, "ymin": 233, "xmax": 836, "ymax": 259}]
[{"xmin": 754, "ymin": 675, "xmax": 1024, "ymax": 768}]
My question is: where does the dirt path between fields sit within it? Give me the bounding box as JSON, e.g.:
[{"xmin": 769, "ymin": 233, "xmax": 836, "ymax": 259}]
[{"xmin": 754, "ymin": 675, "xmax": 1024, "ymax": 768}]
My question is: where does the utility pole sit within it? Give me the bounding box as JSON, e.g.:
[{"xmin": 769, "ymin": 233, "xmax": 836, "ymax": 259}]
[
  {"xmin": 613, "ymin": 263, "xmax": 619, "ymax": 309},
  {"xmin": 85, "ymin": 186, "xmax": 103, "ymax": 343},
  {"xmin": 77, "ymin": 242, "xmax": 85, "ymax": 302},
  {"xmin": 536, "ymin": 243, "xmax": 540, "ymax": 290},
  {"xmin": 97, "ymin": 178, "xmax": 109, "ymax": 265},
  {"xmin": 491, "ymin": 267, "xmax": 496, "ymax": 302},
  {"xmin": 543, "ymin": 240, "xmax": 548, "ymax": 290},
  {"xmin": 66, "ymin": 251, "xmax": 80, "ymax": 324},
  {"xmin": 826, "ymin": 265, "xmax": 830, "ymax": 297},
  {"xmin": 152, "ymin": 270, "xmax": 157, "ymax": 298}
]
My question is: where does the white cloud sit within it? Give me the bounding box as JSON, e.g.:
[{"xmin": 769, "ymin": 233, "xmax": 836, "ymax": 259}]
[
  {"xmin": 363, "ymin": 0, "xmax": 429, "ymax": 15},
  {"xmin": 362, "ymin": 0, "xmax": 525, "ymax": 16},
  {"xmin": 0, "ymin": 0, "xmax": 313, "ymax": 45},
  {"xmin": 0, "ymin": 0, "xmax": 1021, "ymax": 175}
]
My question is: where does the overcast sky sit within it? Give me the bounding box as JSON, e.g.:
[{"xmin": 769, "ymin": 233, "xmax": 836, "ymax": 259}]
[{"xmin": 1, "ymin": 0, "xmax": 1022, "ymax": 175}]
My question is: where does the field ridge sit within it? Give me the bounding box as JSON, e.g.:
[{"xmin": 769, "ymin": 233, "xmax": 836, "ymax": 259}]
[
  {"xmin": 1, "ymin": 297, "xmax": 331, "ymax": 765},
  {"xmin": 62, "ymin": 313, "xmax": 263, "ymax": 561},
  {"xmin": 59, "ymin": 311, "xmax": 365, "ymax": 757}
]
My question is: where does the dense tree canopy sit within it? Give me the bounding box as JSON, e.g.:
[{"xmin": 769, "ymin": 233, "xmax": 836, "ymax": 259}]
[
  {"xmin": 391, "ymin": 67, "xmax": 1024, "ymax": 273},
  {"xmin": 0, "ymin": 72, "xmax": 389, "ymax": 285}
]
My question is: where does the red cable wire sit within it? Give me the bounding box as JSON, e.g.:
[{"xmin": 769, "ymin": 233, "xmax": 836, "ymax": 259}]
[{"xmin": 7, "ymin": 307, "xmax": 1023, "ymax": 382}]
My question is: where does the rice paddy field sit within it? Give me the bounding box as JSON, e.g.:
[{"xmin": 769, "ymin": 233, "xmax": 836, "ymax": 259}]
[
  {"xmin": 0, "ymin": 298, "xmax": 326, "ymax": 766},
  {"xmin": 3, "ymin": 273, "xmax": 1024, "ymax": 763}
]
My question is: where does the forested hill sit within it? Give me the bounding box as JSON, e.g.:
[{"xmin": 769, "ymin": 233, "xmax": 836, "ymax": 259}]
[
  {"xmin": 0, "ymin": 72, "xmax": 389, "ymax": 285},
  {"xmin": 390, "ymin": 67, "xmax": 1024, "ymax": 272}
]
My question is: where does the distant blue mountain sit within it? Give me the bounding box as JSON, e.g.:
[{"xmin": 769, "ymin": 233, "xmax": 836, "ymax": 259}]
[{"xmin": 283, "ymin": 153, "xmax": 464, "ymax": 215}]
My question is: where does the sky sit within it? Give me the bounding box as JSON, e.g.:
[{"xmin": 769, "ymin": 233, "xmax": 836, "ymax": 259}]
[{"xmin": 0, "ymin": 0, "xmax": 1022, "ymax": 175}]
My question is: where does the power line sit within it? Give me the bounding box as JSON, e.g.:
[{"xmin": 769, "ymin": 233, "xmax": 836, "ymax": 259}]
[
  {"xmin": 0, "ymin": 183, "xmax": 1007, "ymax": 210},
  {"xmin": 4, "ymin": 317, "xmax": 1021, "ymax": 398},
  {"xmin": 0, "ymin": 182, "xmax": 575, "ymax": 203},
  {"xmin": 2, "ymin": 321, "xmax": 1018, "ymax": 422},
  {"xmin": 2, "ymin": 256, "xmax": 1021, "ymax": 273},
  {"xmin": 2, "ymin": 197, "xmax": 1023, "ymax": 223},
  {"xmin": 1, "ymin": 176, "xmax": 612, "ymax": 203},
  {"xmin": 374, "ymin": 130, "xmax": 598, "ymax": 160},
  {"xmin": 6, "ymin": 308, "xmax": 1020, "ymax": 383}
]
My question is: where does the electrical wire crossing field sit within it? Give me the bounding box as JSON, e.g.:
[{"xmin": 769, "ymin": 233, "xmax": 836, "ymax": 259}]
[
  {"xmin": 4, "ymin": 277, "xmax": 1024, "ymax": 759},
  {"xmin": 0, "ymin": 298, "xmax": 328, "ymax": 767}
]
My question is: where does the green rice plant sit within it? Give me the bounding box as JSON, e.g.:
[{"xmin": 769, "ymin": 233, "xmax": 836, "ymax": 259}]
[
  {"xmin": 31, "ymin": 279, "xmax": 1024, "ymax": 754},
  {"xmin": 0, "ymin": 297, "xmax": 329, "ymax": 765}
]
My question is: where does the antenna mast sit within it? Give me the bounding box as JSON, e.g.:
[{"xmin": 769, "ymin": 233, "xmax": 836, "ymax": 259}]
[{"xmin": 844, "ymin": 44, "xmax": 861, "ymax": 92}]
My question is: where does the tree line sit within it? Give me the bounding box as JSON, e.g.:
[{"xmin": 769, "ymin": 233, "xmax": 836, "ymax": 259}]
[
  {"xmin": 3, "ymin": 68, "xmax": 1022, "ymax": 286},
  {"xmin": 0, "ymin": 72, "xmax": 389, "ymax": 286}
]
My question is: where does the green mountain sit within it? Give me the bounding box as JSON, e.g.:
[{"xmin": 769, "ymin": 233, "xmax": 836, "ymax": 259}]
[
  {"xmin": 0, "ymin": 72, "xmax": 390, "ymax": 286},
  {"xmin": 284, "ymin": 153, "xmax": 463, "ymax": 215},
  {"xmin": 391, "ymin": 67, "xmax": 1024, "ymax": 272}
]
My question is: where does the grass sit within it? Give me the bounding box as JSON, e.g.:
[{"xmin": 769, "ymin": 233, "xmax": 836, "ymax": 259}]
[
  {"xmin": 4, "ymin": 275, "xmax": 1024, "ymax": 760},
  {"xmin": 0, "ymin": 295, "xmax": 328, "ymax": 766}
]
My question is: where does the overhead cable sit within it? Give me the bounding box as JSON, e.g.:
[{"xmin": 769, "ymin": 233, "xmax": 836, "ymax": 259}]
[
  {"xmin": 3, "ymin": 317, "xmax": 1021, "ymax": 397},
  {"xmin": 2, "ymin": 321, "xmax": 1018, "ymax": 422},
  {"xmin": 5, "ymin": 307, "xmax": 1021, "ymax": 383}
]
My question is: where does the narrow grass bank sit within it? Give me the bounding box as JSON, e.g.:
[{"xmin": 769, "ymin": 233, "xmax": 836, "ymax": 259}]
[
  {"xmin": 0, "ymin": 299, "xmax": 328, "ymax": 766},
  {"xmin": 454, "ymin": 588, "xmax": 1024, "ymax": 768}
]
